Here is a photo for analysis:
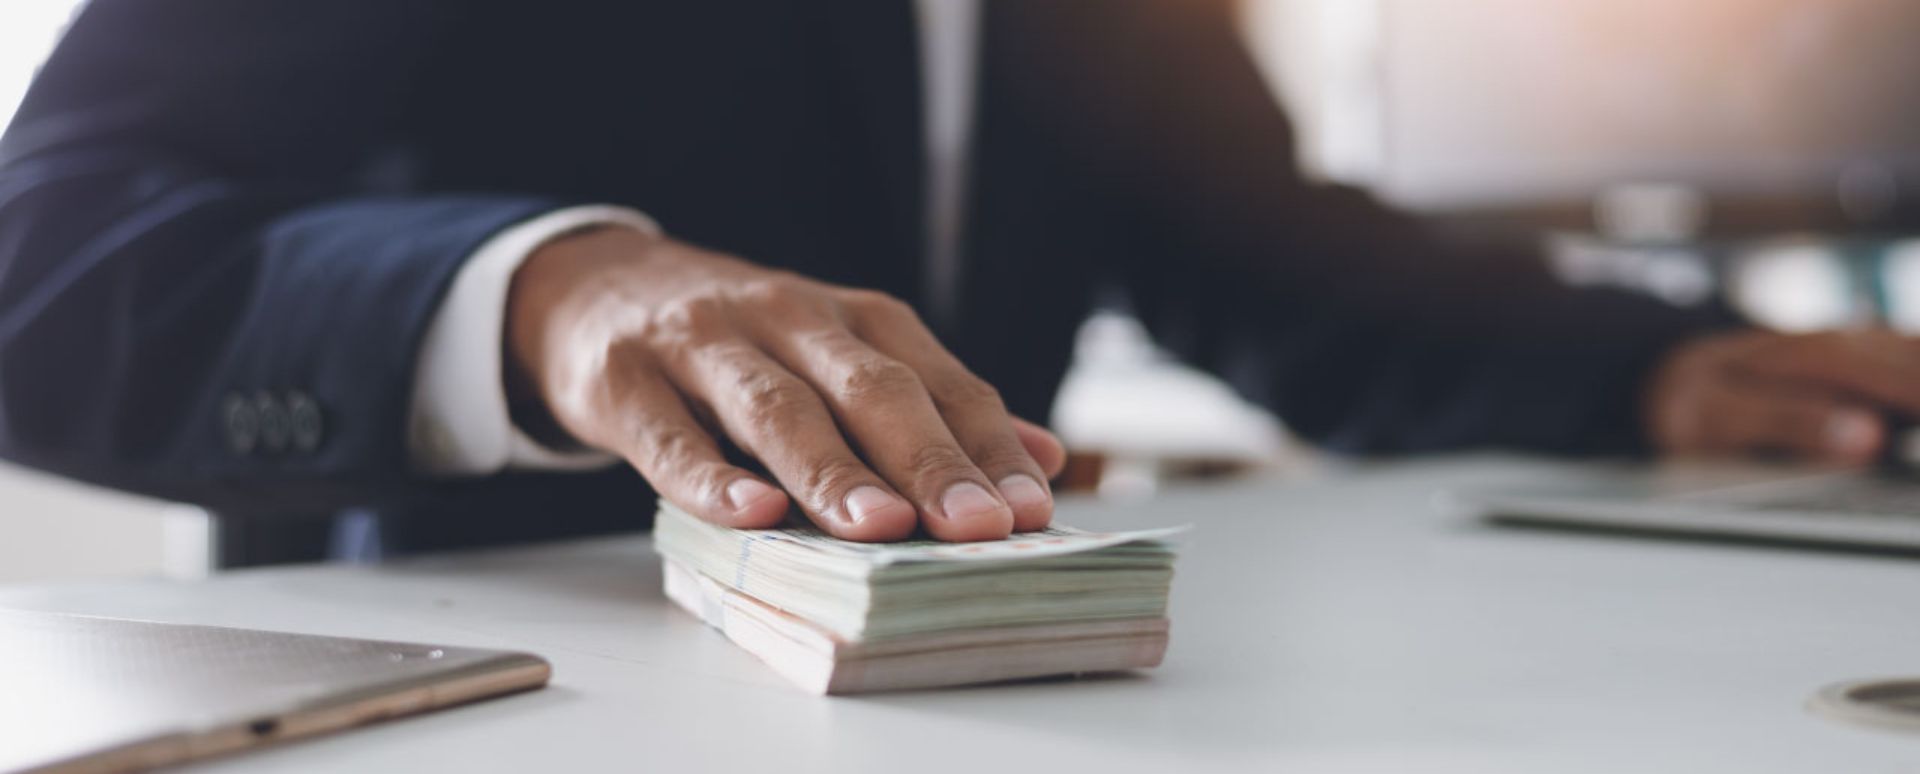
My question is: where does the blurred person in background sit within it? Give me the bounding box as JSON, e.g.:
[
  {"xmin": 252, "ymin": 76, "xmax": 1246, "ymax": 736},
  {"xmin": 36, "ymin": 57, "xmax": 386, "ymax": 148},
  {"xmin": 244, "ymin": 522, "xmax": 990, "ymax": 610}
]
[{"xmin": 0, "ymin": 0, "xmax": 1912, "ymax": 563}]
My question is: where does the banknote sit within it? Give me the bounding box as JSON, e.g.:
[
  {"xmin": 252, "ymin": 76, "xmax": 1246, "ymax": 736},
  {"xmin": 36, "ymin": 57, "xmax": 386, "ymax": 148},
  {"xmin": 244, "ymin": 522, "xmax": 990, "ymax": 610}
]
[
  {"xmin": 662, "ymin": 558, "xmax": 1170, "ymax": 694},
  {"xmin": 654, "ymin": 502, "xmax": 1186, "ymax": 641},
  {"xmin": 657, "ymin": 501, "xmax": 1188, "ymax": 566}
]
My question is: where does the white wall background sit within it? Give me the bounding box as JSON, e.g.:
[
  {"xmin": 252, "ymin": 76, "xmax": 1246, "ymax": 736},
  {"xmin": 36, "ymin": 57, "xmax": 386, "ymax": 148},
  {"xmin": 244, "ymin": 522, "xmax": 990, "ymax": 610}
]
[{"xmin": 1249, "ymin": 0, "xmax": 1920, "ymax": 210}]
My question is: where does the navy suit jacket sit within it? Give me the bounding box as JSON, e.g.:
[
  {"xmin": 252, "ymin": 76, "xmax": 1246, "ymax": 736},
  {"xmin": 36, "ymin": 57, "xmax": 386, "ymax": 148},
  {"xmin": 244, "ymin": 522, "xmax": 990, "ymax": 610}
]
[{"xmin": 0, "ymin": 0, "xmax": 1732, "ymax": 554}]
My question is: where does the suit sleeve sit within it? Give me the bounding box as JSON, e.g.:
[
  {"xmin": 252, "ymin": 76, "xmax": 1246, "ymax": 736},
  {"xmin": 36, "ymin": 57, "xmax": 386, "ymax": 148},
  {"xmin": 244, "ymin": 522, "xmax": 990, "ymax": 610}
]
[
  {"xmin": 0, "ymin": 0, "xmax": 567, "ymax": 510},
  {"xmin": 995, "ymin": 0, "xmax": 1743, "ymax": 454}
]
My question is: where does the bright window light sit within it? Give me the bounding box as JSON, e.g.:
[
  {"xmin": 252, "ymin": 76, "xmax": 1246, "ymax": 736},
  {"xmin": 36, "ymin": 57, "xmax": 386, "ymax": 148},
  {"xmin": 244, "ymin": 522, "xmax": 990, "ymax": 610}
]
[{"xmin": 0, "ymin": 1, "xmax": 84, "ymax": 132}]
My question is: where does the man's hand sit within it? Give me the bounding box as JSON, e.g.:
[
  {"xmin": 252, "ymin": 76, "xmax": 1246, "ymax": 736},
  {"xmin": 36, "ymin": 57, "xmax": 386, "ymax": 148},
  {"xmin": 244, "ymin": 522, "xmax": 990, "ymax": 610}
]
[
  {"xmin": 505, "ymin": 227, "xmax": 1066, "ymax": 542},
  {"xmin": 1645, "ymin": 329, "xmax": 1920, "ymax": 463}
]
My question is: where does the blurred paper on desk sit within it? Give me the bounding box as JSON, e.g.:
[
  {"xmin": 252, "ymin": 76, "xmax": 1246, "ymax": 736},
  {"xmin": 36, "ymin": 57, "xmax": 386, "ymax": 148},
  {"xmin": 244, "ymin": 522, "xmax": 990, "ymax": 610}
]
[{"xmin": 653, "ymin": 503, "xmax": 1184, "ymax": 694}]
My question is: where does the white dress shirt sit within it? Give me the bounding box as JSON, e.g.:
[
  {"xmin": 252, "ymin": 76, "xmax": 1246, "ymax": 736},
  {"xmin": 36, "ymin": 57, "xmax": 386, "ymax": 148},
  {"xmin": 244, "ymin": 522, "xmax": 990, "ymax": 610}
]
[{"xmin": 409, "ymin": 0, "xmax": 982, "ymax": 474}]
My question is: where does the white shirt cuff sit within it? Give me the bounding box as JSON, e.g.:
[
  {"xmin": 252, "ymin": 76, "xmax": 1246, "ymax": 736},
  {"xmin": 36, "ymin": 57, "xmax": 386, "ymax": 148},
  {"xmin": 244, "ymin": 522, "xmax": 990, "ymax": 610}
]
[{"xmin": 408, "ymin": 204, "xmax": 660, "ymax": 476}]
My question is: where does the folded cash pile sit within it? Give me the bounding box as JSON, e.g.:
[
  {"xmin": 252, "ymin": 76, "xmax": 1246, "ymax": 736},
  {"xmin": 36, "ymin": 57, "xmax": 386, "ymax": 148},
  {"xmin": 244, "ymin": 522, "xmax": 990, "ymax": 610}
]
[{"xmin": 654, "ymin": 502, "xmax": 1185, "ymax": 694}]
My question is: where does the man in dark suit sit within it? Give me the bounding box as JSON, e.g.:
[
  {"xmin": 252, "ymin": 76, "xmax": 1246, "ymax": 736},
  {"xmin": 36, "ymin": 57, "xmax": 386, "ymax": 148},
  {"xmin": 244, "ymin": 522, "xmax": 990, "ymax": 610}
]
[{"xmin": 3, "ymin": 1, "xmax": 1916, "ymax": 561}]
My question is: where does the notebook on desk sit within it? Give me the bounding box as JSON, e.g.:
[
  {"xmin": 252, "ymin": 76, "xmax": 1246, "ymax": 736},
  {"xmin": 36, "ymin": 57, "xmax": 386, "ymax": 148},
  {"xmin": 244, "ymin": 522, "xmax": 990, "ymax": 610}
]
[
  {"xmin": 0, "ymin": 610, "xmax": 550, "ymax": 774},
  {"xmin": 1464, "ymin": 460, "xmax": 1920, "ymax": 553}
]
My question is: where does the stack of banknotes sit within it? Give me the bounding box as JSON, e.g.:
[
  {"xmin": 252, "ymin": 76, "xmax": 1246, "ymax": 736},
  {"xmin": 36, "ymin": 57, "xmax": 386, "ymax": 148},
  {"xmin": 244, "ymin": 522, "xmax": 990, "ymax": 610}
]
[{"xmin": 654, "ymin": 502, "xmax": 1186, "ymax": 694}]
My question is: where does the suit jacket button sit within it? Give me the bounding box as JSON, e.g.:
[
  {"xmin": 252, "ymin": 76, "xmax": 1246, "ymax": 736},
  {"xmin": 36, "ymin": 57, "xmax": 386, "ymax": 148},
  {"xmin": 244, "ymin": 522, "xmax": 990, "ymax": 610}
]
[
  {"xmin": 222, "ymin": 394, "xmax": 258, "ymax": 455},
  {"xmin": 255, "ymin": 392, "xmax": 291, "ymax": 453},
  {"xmin": 287, "ymin": 392, "xmax": 325, "ymax": 452}
]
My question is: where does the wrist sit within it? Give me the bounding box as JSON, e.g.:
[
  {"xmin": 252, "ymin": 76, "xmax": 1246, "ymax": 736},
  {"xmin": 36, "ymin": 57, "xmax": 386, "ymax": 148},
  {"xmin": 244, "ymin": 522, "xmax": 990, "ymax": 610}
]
[{"xmin": 505, "ymin": 226, "xmax": 664, "ymax": 447}]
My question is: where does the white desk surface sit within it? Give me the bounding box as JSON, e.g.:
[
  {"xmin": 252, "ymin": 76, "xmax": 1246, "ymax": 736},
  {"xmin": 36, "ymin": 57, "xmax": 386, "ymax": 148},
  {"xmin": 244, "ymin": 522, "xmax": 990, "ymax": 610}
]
[{"xmin": 6, "ymin": 456, "xmax": 1920, "ymax": 773}]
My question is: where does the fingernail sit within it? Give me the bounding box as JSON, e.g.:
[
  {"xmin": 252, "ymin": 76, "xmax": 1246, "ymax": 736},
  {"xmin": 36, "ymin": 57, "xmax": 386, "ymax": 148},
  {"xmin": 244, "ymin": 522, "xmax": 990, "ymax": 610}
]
[
  {"xmin": 844, "ymin": 486, "xmax": 904, "ymax": 525},
  {"xmin": 1825, "ymin": 411, "xmax": 1880, "ymax": 455},
  {"xmin": 939, "ymin": 482, "xmax": 1007, "ymax": 522},
  {"xmin": 726, "ymin": 479, "xmax": 780, "ymax": 515},
  {"xmin": 997, "ymin": 474, "xmax": 1050, "ymax": 513}
]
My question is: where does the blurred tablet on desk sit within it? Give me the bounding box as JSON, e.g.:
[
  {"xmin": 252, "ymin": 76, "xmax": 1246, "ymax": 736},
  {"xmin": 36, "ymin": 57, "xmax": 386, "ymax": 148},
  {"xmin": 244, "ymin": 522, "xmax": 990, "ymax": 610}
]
[
  {"xmin": 0, "ymin": 610, "xmax": 550, "ymax": 774},
  {"xmin": 1466, "ymin": 454, "xmax": 1920, "ymax": 554}
]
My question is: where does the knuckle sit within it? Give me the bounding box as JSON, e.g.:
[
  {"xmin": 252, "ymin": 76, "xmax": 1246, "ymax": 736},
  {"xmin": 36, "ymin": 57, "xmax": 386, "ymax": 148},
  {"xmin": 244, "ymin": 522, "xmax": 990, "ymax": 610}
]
[
  {"xmin": 907, "ymin": 443, "xmax": 977, "ymax": 483},
  {"xmin": 835, "ymin": 358, "xmax": 922, "ymax": 403},
  {"xmin": 742, "ymin": 277, "xmax": 841, "ymax": 328},
  {"xmin": 735, "ymin": 372, "xmax": 814, "ymax": 427},
  {"xmin": 793, "ymin": 327, "xmax": 864, "ymax": 358},
  {"xmin": 594, "ymin": 337, "xmax": 658, "ymax": 381},
  {"xmin": 649, "ymin": 296, "xmax": 728, "ymax": 345},
  {"xmin": 733, "ymin": 278, "xmax": 795, "ymax": 308},
  {"xmin": 635, "ymin": 425, "xmax": 708, "ymax": 473},
  {"xmin": 557, "ymin": 338, "xmax": 647, "ymax": 411},
  {"xmin": 798, "ymin": 455, "xmax": 871, "ymax": 502},
  {"xmin": 935, "ymin": 373, "xmax": 1003, "ymax": 411}
]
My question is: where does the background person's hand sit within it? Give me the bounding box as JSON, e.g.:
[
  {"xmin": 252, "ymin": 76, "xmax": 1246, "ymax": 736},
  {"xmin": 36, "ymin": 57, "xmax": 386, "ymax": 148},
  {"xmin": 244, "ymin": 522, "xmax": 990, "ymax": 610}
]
[
  {"xmin": 1644, "ymin": 329, "xmax": 1920, "ymax": 464},
  {"xmin": 505, "ymin": 227, "xmax": 1066, "ymax": 542}
]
